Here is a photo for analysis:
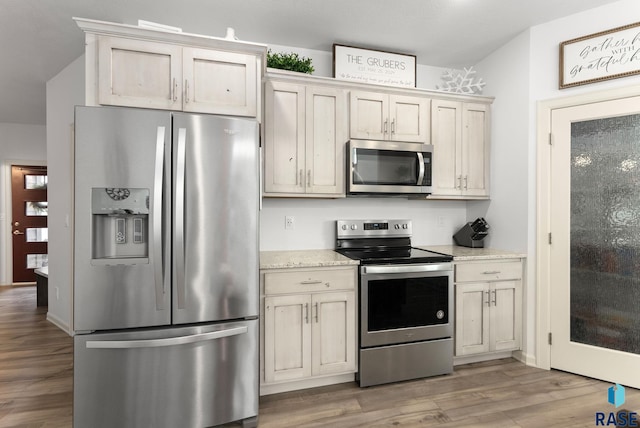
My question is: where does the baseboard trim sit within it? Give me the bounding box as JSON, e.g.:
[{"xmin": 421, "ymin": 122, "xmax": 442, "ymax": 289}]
[
  {"xmin": 46, "ymin": 312, "xmax": 72, "ymax": 336},
  {"xmin": 513, "ymin": 350, "xmax": 537, "ymax": 367},
  {"xmin": 454, "ymin": 350, "xmax": 514, "ymax": 366},
  {"xmin": 260, "ymin": 373, "xmax": 355, "ymax": 396}
]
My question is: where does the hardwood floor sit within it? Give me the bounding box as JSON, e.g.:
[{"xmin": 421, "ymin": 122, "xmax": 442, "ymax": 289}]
[
  {"xmin": 1, "ymin": 284, "xmax": 636, "ymax": 427},
  {"xmin": 0, "ymin": 285, "xmax": 72, "ymax": 428}
]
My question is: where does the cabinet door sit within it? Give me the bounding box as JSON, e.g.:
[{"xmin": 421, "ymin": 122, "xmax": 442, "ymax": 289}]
[
  {"xmin": 455, "ymin": 282, "xmax": 490, "ymax": 356},
  {"xmin": 264, "ymin": 294, "xmax": 312, "ymax": 383},
  {"xmin": 97, "ymin": 36, "xmax": 182, "ymax": 110},
  {"xmin": 305, "ymin": 86, "xmax": 347, "ymax": 196},
  {"xmin": 263, "ymin": 81, "xmax": 306, "ymax": 194},
  {"xmin": 311, "ymin": 291, "xmax": 356, "ymax": 376},
  {"xmin": 462, "ymin": 103, "xmax": 490, "ymax": 197},
  {"xmin": 431, "ymin": 100, "xmax": 462, "ymax": 196},
  {"xmin": 182, "ymin": 48, "xmax": 257, "ymax": 117},
  {"xmin": 349, "ymin": 91, "xmax": 388, "ymax": 140},
  {"xmin": 389, "ymin": 95, "xmax": 430, "ymax": 143},
  {"xmin": 491, "ymin": 281, "xmax": 521, "ymax": 352}
]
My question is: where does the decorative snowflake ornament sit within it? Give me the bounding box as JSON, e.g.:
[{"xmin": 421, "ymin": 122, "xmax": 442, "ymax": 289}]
[{"xmin": 437, "ymin": 67, "xmax": 486, "ymax": 94}]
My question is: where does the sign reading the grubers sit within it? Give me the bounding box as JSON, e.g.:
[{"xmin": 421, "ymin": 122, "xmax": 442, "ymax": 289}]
[{"xmin": 333, "ymin": 44, "xmax": 416, "ymax": 88}]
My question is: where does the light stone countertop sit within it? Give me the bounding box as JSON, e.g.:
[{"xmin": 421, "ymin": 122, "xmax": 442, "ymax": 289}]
[
  {"xmin": 417, "ymin": 245, "xmax": 526, "ymax": 261},
  {"xmin": 260, "ymin": 249, "xmax": 359, "ymax": 270}
]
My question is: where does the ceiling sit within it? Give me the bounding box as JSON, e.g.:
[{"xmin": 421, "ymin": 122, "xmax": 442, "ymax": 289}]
[{"xmin": 1, "ymin": 0, "xmax": 621, "ymax": 125}]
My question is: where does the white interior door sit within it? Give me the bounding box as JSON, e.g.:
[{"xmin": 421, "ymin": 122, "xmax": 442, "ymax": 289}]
[{"xmin": 550, "ymin": 96, "xmax": 640, "ymax": 388}]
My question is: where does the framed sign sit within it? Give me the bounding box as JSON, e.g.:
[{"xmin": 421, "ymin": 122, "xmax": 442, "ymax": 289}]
[
  {"xmin": 560, "ymin": 21, "xmax": 640, "ymax": 89},
  {"xmin": 333, "ymin": 44, "xmax": 416, "ymax": 88}
]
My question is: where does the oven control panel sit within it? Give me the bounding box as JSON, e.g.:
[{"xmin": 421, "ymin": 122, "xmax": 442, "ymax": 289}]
[{"xmin": 336, "ymin": 219, "xmax": 412, "ymax": 238}]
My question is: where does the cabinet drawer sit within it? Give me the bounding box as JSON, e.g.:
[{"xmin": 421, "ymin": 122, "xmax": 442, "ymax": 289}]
[
  {"xmin": 264, "ymin": 268, "xmax": 356, "ymax": 295},
  {"xmin": 456, "ymin": 260, "xmax": 522, "ymax": 282}
]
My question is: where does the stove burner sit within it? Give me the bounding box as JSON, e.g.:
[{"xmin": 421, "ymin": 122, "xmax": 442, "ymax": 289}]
[
  {"xmin": 336, "ymin": 247, "xmax": 452, "ymax": 265},
  {"xmin": 335, "ymin": 219, "xmax": 452, "ymax": 265}
]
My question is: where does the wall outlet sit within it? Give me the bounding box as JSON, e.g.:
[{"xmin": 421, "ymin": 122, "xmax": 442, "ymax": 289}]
[
  {"xmin": 55, "ymin": 286, "xmax": 60, "ymax": 300},
  {"xmin": 437, "ymin": 216, "xmax": 445, "ymax": 228},
  {"xmin": 285, "ymin": 216, "xmax": 295, "ymax": 230}
]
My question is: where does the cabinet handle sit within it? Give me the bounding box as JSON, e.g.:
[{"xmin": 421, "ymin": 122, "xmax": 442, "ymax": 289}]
[
  {"xmin": 464, "ymin": 175, "xmax": 468, "ymax": 190},
  {"xmin": 304, "ymin": 303, "xmax": 309, "ymax": 324},
  {"xmin": 300, "ymin": 280, "xmax": 322, "ymax": 285},
  {"xmin": 391, "ymin": 119, "xmax": 395, "ymax": 134},
  {"xmin": 314, "ymin": 302, "xmax": 319, "ymax": 323},
  {"xmin": 457, "ymin": 175, "xmax": 462, "ymax": 189},
  {"xmin": 299, "ymin": 169, "xmax": 304, "ymax": 187},
  {"xmin": 482, "ymin": 271, "xmax": 501, "ymax": 275},
  {"xmin": 172, "ymin": 78, "xmax": 178, "ymax": 101},
  {"xmin": 484, "ymin": 290, "xmax": 490, "ymax": 306},
  {"xmin": 184, "ymin": 80, "xmax": 189, "ymax": 103},
  {"xmin": 491, "ymin": 289, "xmax": 497, "ymax": 306},
  {"xmin": 383, "ymin": 119, "xmax": 388, "ymax": 135},
  {"xmin": 307, "ymin": 170, "xmax": 311, "ymax": 187}
]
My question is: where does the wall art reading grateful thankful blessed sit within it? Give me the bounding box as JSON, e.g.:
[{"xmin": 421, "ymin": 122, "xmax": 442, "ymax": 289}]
[{"xmin": 560, "ymin": 21, "xmax": 640, "ymax": 89}]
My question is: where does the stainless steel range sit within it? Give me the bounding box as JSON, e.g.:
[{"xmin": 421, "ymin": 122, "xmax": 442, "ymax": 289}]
[{"xmin": 335, "ymin": 219, "xmax": 454, "ymax": 387}]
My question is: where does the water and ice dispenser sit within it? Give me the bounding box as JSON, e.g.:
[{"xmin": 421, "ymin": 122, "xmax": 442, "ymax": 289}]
[{"xmin": 91, "ymin": 188, "xmax": 149, "ymax": 262}]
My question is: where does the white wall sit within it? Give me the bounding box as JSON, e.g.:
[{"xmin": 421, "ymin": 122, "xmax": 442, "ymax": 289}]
[
  {"xmin": 260, "ymin": 198, "xmax": 467, "ymax": 251},
  {"xmin": 0, "ymin": 123, "xmax": 46, "ymax": 284},
  {"xmin": 46, "ymin": 55, "xmax": 84, "ymax": 333},
  {"xmin": 474, "ymin": 0, "xmax": 640, "ymax": 365},
  {"xmin": 470, "ymin": 30, "xmax": 533, "ymax": 360}
]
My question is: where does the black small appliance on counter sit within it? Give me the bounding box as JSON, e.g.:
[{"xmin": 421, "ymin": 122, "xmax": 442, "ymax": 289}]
[{"xmin": 453, "ymin": 217, "xmax": 489, "ymax": 248}]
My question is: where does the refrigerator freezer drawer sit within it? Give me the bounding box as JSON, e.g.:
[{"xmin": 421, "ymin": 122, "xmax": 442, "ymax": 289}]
[{"xmin": 73, "ymin": 320, "xmax": 258, "ymax": 428}]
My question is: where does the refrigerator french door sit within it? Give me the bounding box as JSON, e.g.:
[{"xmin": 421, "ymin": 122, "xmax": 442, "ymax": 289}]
[{"xmin": 73, "ymin": 106, "xmax": 259, "ymax": 428}]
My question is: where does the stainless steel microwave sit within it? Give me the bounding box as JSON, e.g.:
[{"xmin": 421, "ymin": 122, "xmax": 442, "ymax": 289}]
[{"xmin": 347, "ymin": 140, "xmax": 433, "ymax": 195}]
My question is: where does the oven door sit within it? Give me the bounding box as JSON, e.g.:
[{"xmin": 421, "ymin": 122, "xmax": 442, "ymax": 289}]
[
  {"xmin": 348, "ymin": 140, "xmax": 432, "ymax": 194},
  {"xmin": 360, "ymin": 263, "xmax": 453, "ymax": 348}
]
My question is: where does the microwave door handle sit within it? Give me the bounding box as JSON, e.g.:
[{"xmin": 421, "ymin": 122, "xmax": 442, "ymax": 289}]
[{"xmin": 417, "ymin": 152, "xmax": 425, "ymax": 185}]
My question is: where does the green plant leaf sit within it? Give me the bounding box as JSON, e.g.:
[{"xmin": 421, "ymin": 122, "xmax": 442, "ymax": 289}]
[{"xmin": 267, "ymin": 49, "xmax": 315, "ymax": 74}]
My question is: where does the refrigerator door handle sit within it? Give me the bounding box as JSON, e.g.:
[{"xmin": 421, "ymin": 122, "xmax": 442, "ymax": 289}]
[
  {"xmin": 153, "ymin": 126, "xmax": 166, "ymax": 310},
  {"xmin": 175, "ymin": 127, "xmax": 187, "ymax": 309},
  {"xmin": 85, "ymin": 326, "xmax": 248, "ymax": 349}
]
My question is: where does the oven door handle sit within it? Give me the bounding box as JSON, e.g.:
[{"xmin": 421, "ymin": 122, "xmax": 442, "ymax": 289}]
[{"xmin": 362, "ymin": 264, "xmax": 452, "ymax": 275}]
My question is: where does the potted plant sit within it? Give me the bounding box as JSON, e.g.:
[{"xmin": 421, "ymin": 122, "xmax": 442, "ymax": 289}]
[{"xmin": 267, "ymin": 49, "xmax": 315, "ymax": 74}]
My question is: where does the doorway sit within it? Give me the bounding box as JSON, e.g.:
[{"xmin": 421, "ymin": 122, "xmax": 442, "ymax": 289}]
[
  {"xmin": 538, "ymin": 86, "xmax": 640, "ymax": 388},
  {"xmin": 10, "ymin": 165, "xmax": 48, "ymax": 283}
]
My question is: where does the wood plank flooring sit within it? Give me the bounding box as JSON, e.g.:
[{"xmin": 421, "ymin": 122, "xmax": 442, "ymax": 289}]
[
  {"xmin": 0, "ymin": 285, "xmax": 73, "ymax": 428},
  {"xmin": 1, "ymin": 284, "xmax": 636, "ymax": 427}
]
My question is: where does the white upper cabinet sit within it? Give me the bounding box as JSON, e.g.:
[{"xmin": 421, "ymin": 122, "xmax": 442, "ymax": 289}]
[
  {"xmin": 350, "ymin": 91, "xmax": 430, "ymax": 143},
  {"xmin": 98, "ymin": 37, "xmax": 183, "ymax": 111},
  {"xmin": 182, "ymin": 48, "xmax": 257, "ymax": 116},
  {"xmin": 77, "ymin": 18, "xmax": 265, "ymax": 119},
  {"xmin": 263, "ymin": 77, "xmax": 347, "ymax": 197},
  {"xmin": 430, "ymin": 100, "xmax": 490, "ymax": 199}
]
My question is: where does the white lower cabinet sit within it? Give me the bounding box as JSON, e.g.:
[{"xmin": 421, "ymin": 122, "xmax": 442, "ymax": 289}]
[
  {"xmin": 261, "ymin": 266, "xmax": 357, "ymax": 394},
  {"xmin": 454, "ymin": 259, "xmax": 523, "ymax": 357}
]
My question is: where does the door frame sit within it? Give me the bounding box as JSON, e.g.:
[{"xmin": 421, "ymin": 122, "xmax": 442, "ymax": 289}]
[
  {"xmin": 536, "ymin": 84, "xmax": 640, "ymax": 370},
  {"xmin": 1, "ymin": 159, "xmax": 46, "ymax": 285}
]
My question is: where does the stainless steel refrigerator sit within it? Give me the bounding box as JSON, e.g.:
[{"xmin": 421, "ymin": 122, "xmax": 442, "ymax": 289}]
[{"xmin": 72, "ymin": 106, "xmax": 259, "ymax": 428}]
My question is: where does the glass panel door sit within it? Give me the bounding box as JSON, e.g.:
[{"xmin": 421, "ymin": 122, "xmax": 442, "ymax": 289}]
[
  {"xmin": 11, "ymin": 165, "xmax": 47, "ymax": 282},
  {"xmin": 570, "ymin": 114, "xmax": 640, "ymax": 355},
  {"xmin": 550, "ymin": 96, "xmax": 640, "ymax": 388}
]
